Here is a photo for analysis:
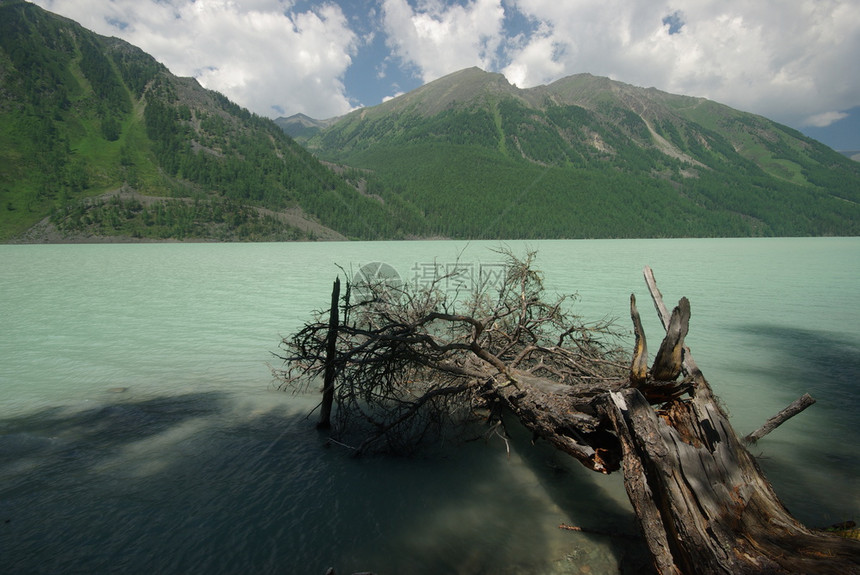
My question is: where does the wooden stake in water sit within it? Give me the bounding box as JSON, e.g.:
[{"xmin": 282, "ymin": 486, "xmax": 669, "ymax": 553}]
[{"xmin": 318, "ymin": 277, "xmax": 340, "ymax": 429}]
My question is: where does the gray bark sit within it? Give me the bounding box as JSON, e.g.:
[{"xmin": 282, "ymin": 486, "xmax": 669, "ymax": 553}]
[{"xmin": 744, "ymin": 393, "xmax": 817, "ymax": 444}]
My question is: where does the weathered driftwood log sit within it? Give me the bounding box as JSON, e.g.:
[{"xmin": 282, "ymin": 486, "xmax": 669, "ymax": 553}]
[
  {"xmin": 629, "ymin": 294, "xmax": 649, "ymax": 385},
  {"xmin": 494, "ymin": 371, "xmax": 624, "ymax": 473},
  {"xmin": 601, "ymin": 267, "xmax": 860, "ymax": 575},
  {"xmin": 441, "ymin": 269, "xmax": 858, "ymax": 573},
  {"xmin": 744, "ymin": 393, "xmax": 817, "ymax": 444},
  {"xmin": 284, "ymin": 262, "xmax": 859, "ymax": 575},
  {"xmin": 629, "ymin": 293, "xmax": 693, "ymax": 403},
  {"xmin": 649, "ymin": 295, "xmax": 690, "ymax": 381}
]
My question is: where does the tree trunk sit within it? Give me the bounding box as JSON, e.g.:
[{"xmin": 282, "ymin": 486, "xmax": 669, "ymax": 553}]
[
  {"xmin": 317, "ymin": 277, "xmax": 340, "ymax": 429},
  {"xmin": 594, "ymin": 268, "xmax": 860, "ymax": 574},
  {"xmin": 288, "ymin": 263, "xmax": 860, "ymax": 574},
  {"xmin": 493, "ymin": 268, "xmax": 860, "ymax": 573},
  {"xmin": 495, "ymin": 371, "xmax": 624, "ymax": 473},
  {"xmin": 603, "ymin": 385, "xmax": 859, "ymax": 574}
]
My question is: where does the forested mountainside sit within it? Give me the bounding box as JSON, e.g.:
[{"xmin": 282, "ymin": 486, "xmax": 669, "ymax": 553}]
[
  {"xmin": 0, "ymin": 0, "xmax": 395, "ymax": 242},
  {"xmin": 285, "ymin": 67, "xmax": 860, "ymax": 238},
  {"xmin": 3, "ymin": 0, "xmax": 858, "ymax": 242}
]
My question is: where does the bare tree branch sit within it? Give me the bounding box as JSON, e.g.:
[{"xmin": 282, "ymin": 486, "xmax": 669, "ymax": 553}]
[{"xmin": 274, "ymin": 249, "xmax": 626, "ymax": 454}]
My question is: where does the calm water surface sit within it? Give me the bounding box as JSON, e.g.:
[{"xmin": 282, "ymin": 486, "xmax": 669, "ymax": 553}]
[{"xmin": 1, "ymin": 239, "xmax": 858, "ymax": 574}]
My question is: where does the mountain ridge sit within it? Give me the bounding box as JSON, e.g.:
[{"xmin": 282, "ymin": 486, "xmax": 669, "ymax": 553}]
[
  {"xmin": 2, "ymin": 1, "xmax": 858, "ymax": 241},
  {"xmin": 275, "ymin": 66, "xmax": 859, "ymax": 238},
  {"xmin": 0, "ymin": 0, "xmax": 395, "ymax": 242}
]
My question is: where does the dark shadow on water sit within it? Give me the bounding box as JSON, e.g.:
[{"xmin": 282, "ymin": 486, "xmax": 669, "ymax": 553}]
[
  {"xmin": 735, "ymin": 325, "xmax": 860, "ymax": 408},
  {"xmin": 0, "ymin": 391, "xmax": 229, "ymax": 447},
  {"xmin": 726, "ymin": 324, "xmax": 860, "ymax": 525},
  {"xmin": 501, "ymin": 414, "xmax": 656, "ymax": 575},
  {"xmin": 0, "ymin": 391, "xmax": 656, "ymax": 575}
]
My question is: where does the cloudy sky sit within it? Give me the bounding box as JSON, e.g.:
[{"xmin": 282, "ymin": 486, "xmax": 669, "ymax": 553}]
[{"xmin": 33, "ymin": 0, "xmax": 860, "ymax": 149}]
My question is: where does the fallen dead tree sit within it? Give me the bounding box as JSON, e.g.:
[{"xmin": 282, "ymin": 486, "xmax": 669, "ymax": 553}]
[{"xmin": 275, "ymin": 253, "xmax": 859, "ymax": 574}]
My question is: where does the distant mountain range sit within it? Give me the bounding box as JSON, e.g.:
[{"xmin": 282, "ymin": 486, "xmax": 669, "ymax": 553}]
[
  {"xmin": 2, "ymin": 0, "xmax": 858, "ymax": 242},
  {"xmin": 274, "ymin": 114, "xmax": 336, "ymax": 141},
  {"xmin": 279, "ymin": 67, "xmax": 860, "ymax": 238}
]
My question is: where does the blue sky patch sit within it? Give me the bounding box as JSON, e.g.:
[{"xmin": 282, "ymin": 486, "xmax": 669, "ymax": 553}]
[{"xmin": 662, "ymin": 11, "xmax": 685, "ymax": 35}]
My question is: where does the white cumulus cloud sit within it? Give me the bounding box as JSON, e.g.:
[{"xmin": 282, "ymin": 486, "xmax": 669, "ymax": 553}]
[
  {"xmin": 503, "ymin": 0, "xmax": 860, "ymax": 127},
  {"xmin": 28, "ymin": 0, "xmax": 860, "ymax": 133},
  {"xmin": 803, "ymin": 111, "xmax": 849, "ymax": 127},
  {"xmin": 32, "ymin": 0, "xmax": 359, "ymax": 118},
  {"xmin": 381, "ymin": 0, "xmax": 507, "ymax": 84}
]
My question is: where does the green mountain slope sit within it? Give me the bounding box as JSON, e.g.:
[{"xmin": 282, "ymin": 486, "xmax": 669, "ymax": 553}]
[
  {"xmin": 4, "ymin": 0, "xmax": 857, "ymax": 242},
  {"xmin": 294, "ymin": 67, "xmax": 860, "ymax": 238},
  {"xmin": 0, "ymin": 0, "xmax": 397, "ymax": 242}
]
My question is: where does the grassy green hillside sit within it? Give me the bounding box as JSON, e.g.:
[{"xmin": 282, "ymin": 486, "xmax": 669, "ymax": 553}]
[
  {"xmin": 4, "ymin": 0, "xmax": 857, "ymax": 242},
  {"xmin": 0, "ymin": 0, "xmax": 398, "ymax": 242},
  {"xmin": 296, "ymin": 68, "xmax": 860, "ymax": 238}
]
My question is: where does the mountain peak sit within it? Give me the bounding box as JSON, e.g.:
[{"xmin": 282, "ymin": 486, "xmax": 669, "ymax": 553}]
[
  {"xmin": 371, "ymin": 66, "xmax": 518, "ymax": 118},
  {"xmin": 274, "ymin": 113, "xmax": 336, "ymax": 138},
  {"xmin": 4, "ymin": 0, "xmax": 858, "ymax": 243},
  {"xmin": 297, "ymin": 66, "xmax": 860, "ymax": 238}
]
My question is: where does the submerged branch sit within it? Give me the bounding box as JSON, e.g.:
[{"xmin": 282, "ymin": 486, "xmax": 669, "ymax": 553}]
[{"xmin": 744, "ymin": 393, "xmax": 817, "ymax": 444}]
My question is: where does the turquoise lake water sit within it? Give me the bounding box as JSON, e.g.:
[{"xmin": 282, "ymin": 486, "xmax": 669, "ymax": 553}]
[{"xmin": 1, "ymin": 238, "xmax": 858, "ymax": 574}]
